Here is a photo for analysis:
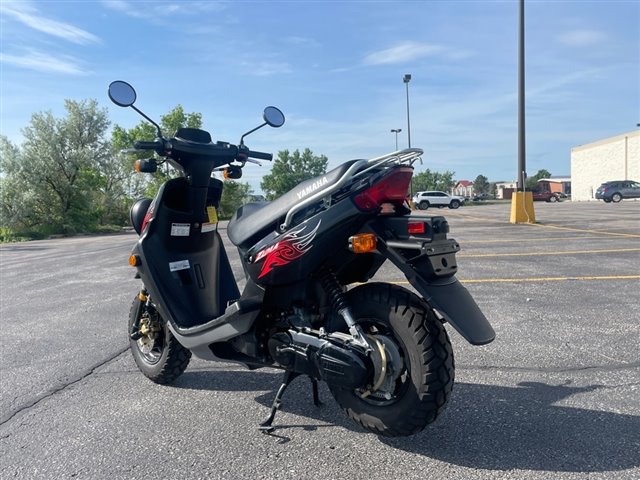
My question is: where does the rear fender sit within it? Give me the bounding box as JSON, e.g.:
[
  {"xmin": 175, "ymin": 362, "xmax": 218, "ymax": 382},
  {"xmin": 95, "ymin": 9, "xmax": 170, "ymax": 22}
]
[{"xmin": 366, "ymin": 216, "xmax": 495, "ymax": 345}]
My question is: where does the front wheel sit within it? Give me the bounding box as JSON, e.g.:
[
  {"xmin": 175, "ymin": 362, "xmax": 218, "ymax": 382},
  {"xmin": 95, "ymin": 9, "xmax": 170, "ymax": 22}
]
[
  {"xmin": 128, "ymin": 296, "xmax": 191, "ymax": 384},
  {"xmin": 449, "ymin": 200, "xmax": 461, "ymax": 209},
  {"xmin": 330, "ymin": 283, "xmax": 454, "ymax": 437}
]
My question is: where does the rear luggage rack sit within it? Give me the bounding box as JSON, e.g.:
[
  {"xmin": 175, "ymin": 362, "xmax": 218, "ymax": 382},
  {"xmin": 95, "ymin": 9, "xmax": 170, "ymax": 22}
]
[{"xmin": 280, "ymin": 148, "xmax": 423, "ymax": 231}]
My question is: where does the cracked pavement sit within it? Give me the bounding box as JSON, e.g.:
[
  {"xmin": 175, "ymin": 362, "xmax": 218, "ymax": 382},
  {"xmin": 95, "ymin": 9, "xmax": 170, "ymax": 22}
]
[{"xmin": 0, "ymin": 201, "xmax": 639, "ymax": 479}]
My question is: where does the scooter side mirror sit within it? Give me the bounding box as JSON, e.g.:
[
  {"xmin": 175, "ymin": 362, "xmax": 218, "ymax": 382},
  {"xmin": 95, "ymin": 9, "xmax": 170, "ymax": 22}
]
[
  {"xmin": 107, "ymin": 80, "xmax": 163, "ymax": 137},
  {"xmin": 108, "ymin": 81, "xmax": 137, "ymax": 107},
  {"xmin": 263, "ymin": 106, "xmax": 285, "ymax": 128}
]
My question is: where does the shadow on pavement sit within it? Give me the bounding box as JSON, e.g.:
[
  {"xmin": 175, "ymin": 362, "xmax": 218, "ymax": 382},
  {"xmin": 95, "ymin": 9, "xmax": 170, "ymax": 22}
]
[
  {"xmin": 174, "ymin": 370, "xmax": 639, "ymax": 473},
  {"xmin": 381, "ymin": 381, "xmax": 640, "ymax": 473}
]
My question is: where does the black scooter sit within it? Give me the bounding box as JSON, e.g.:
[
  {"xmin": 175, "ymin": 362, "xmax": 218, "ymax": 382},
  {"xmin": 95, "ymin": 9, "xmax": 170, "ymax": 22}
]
[{"xmin": 109, "ymin": 81, "xmax": 495, "ymax": 437}]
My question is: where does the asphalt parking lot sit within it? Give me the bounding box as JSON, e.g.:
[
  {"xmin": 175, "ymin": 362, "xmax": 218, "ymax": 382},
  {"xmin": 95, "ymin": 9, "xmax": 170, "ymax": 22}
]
[{"xmin": 0, "ymin": 200, "xmax": 638, "ymax": 479}]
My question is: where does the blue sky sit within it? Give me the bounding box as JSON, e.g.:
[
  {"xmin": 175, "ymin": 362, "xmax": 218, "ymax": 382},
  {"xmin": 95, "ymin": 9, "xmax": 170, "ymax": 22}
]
[{"xmin": 1, "ymin": 0, "xmax": 638, "ymax": 192}]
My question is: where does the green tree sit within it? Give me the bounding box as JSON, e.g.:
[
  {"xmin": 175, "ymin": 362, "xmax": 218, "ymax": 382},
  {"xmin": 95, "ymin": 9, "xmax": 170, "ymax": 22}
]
[
  {"xmin": 260, "ymin": 148, "xmax": 328, "ymax": 200},
  {"xmin": 219, "ymin": 180, "xmax": 252, "ymax": 219},
  {"xmin": 473, "ymin": 174, "xmax": 490, "ymax": 194},
  {"xmin": 1, "ymin": 100, "xmax": 111, "ymax": 235},
  {"xmin": 412, "ymin": 169, "xmax": 455, "ymax": 193},
  {"xmin": 526, "ymin": 169, "xmax": 552, "ymax": 190}
]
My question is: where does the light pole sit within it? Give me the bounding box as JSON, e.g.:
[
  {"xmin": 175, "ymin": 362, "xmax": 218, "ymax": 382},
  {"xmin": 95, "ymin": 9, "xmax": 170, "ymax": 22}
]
[
  {"xmin": 390, "ymin": 128, "xmax": 402, "ymax": 150},
  {"xmin": 517, "ymin": 0, "xmax": 525, "ymax": 192},
  {"xmin": 403, "ymin": 74, "xmax": 412, "ymax": 148}
]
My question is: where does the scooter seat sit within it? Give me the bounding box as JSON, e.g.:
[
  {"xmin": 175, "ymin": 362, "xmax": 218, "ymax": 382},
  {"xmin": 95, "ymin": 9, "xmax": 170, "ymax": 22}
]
[{"xmin": 227, "ymin": 160, "xmax": 362, "ymax": 248}]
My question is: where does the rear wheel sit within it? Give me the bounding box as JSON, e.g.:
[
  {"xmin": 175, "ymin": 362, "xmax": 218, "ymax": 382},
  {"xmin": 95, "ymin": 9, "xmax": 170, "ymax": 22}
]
[
  {"xmin": 128, "ymin": 296, "xmax": 191, "ymax": 384},
  {"xmin": 419, "ymin": 200, "xmax": 430, "ymax": 210},
  {"xmin": 611, "ymin": 193, "xmax": 622, "ymax": 203},
  {"xmin": 330, "ymin": 283, "xmax": 454, "ymax": 437},
  {"xmin": 549, "ymin": 195, "xmax": 558, "ymax": 202}
]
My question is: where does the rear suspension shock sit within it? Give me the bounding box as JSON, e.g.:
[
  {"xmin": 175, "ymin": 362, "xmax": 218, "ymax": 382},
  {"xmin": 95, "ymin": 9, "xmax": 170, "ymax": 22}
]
[{"xmin": 320, "ymin": 269, "xmax": 370, "ymax": 350}]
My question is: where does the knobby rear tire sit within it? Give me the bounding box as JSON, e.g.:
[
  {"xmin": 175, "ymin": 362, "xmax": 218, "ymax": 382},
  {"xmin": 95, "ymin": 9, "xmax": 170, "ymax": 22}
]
[
  {"xmin": 330, "ymin": 283, "xmax": 454, "ymax": 437},
  {"xmin": 128, "ymin": 297, "xmax": 191, "ymax": 385}
]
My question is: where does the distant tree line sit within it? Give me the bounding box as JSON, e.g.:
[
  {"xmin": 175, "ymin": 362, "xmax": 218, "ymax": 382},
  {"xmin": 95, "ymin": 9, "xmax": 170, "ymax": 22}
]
[
  {"xmin": 2, "ymin": 98, "xmax": 505, "ymax": 242},
  {"xmin": 0, "ymin": 99, "xmax": 331, "ymax": 242}
]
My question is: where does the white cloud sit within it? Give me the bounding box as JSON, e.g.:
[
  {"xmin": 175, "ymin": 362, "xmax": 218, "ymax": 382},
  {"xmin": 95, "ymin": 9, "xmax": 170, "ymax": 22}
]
[
  {"xmin": 240, "ymin": 61, "xmax": 292, "ymax": 76},
  {"xmin": 0, "ymin": 50, "xmax": 89, "ymax": 75},
  {"xmin": 101, "ymin": 0, "xmax": 146, "ymax": 18},
  {"xmin": 363, "ymin": 41, "xmax": 446, "ymax": 65},
  {"xmin": 559, "ymin": 30, "xmax": 607, "ymax": 47},
  {"xmin": 0, "ymin": 1, "xmax": 100, "ymax": 44},
  {"xmin": 101, "ymin": 0, "xmax": 225, "ymax": 18}
]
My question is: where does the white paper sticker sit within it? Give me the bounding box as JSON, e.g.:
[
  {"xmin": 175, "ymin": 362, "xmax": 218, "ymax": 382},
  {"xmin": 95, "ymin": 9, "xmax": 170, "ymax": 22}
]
[
  {"xmin": 171, "ymin": 223, "xmax": 190, "ymax": 236},
  {"xmin": 169, "ymin": 260, "xmax": 190, "ymax": 272}
]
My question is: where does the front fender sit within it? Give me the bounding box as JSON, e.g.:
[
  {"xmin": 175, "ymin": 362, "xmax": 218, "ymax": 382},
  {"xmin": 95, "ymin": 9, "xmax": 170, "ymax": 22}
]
[{"xmin": 367, "ymin": 216, "xmax": 495, "ymax": 345}]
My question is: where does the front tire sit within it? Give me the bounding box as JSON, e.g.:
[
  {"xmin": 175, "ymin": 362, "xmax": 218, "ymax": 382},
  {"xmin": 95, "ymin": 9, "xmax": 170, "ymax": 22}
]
[
  {"xmin": 449, "ymin": 200, "xmax": 461, "ymax": 209},
  {"xmin": 128, "ymin": 296, "xmax": 191, "ymax": 384},
  {"xmin": 549, "ymin": 195, "xmax": 558, "ymax": 202},
  {"xmin": 612, "ymin": 193, "xmax": 622, "ymax": 203},
  {"xmin": 330, "ymin": 283, "xmax": 454, "ymax": 437}
]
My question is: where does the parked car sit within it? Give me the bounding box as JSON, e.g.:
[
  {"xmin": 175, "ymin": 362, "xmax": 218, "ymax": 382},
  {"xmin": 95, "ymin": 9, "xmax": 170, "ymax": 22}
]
[
  {"xmin": 412, "ymin": 191, "xmax": 465, "ymax": 209},
  {"xmin": 472, "ymin": 193, "xmax": 495, "ymax": 201},
  {"xmin": 595, "ymin": 180, "xmax": 640, "ymax": 203},
  {"xmin": 531, "ymin": 190, "xmax": 561, "ymax": 202}
]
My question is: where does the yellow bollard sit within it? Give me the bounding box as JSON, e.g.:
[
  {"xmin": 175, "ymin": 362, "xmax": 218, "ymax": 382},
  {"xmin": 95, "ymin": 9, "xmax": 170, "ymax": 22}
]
[{"xmin": 510, "ymin": 191, "xmax": 536, "ymax": 224}]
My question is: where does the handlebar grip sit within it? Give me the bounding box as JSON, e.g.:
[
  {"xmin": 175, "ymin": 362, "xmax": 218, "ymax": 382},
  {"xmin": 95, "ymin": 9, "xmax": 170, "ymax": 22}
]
[
  {"xmin": 247, "ymin": 150, "xmax": 273, "ymax": 161},
  {"xmin": 134, "ymin": 140, "xmax": 162, "ymax": 150}
]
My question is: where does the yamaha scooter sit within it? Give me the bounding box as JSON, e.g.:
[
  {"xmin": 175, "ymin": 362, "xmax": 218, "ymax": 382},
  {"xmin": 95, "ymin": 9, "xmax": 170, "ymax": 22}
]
[{"xmin": 108, "ymin": 80, "xmax": 495, "ymax": 437}]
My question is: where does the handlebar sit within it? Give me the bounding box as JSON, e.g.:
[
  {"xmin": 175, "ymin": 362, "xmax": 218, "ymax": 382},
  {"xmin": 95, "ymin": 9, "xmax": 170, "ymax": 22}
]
[
  {"xmin": 247, "ymin": 150, "xmax": 272, "ymax": 161},
  {"xmin": 131, "ymin": 135, "xmax": 272, "ymax": 186},
  {"xmin": 133, "ymin": 140, "xmax": 164, "ymax": 150}
]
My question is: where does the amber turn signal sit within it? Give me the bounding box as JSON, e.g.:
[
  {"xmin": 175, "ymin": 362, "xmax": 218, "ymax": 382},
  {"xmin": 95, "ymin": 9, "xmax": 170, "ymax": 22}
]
[
  {"xmin": 349, "ymin": 233, "xmax": 377, "ymax": 254},
  {"xmin": 129, "ymin": 255, "xmax": 141, "ymax": 267}
]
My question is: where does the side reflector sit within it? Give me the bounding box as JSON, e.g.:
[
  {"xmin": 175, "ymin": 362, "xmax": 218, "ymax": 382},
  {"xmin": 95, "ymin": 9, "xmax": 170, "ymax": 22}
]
[
  {"xmin": 129, "ymin": 255, "xmax": 141, "ymax": 267},
  {"xmin": 407, "ymin": 222, "xmax": 426, "ymax": 234},
  {"xmin": 349, "ymin": 233, "xmax": 377, "ymax": 254}
]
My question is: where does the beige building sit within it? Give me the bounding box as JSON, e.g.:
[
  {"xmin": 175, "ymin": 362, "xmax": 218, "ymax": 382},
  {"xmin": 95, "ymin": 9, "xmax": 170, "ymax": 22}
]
[{"xmin": 571, "ymin": 130, "xmax": 640, "ymax": 201}]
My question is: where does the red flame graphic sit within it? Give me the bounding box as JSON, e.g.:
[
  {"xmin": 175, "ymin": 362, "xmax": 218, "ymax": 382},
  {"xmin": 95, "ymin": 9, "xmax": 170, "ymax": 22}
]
[{"xmin": 257, "ymin": 221, "xmax": 321, "ymax": 279}]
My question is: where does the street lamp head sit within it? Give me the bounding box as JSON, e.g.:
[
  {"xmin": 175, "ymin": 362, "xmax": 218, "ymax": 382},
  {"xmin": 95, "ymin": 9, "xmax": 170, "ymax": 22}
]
[
  {"xmin": 403, "ymin": 74, "xmax": 412, "ymax": 83},
  {"xmin": 391, "ymin": 128, "xmax": 402, "ymax": 133}
]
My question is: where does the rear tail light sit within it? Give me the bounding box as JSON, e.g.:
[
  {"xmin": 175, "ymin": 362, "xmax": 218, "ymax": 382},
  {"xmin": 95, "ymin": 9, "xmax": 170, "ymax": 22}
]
[
  {"xmin": 407, "ymin": 222, "xmax": 426, "ymax": 234},
  {"xmin": 353, "ymin": 167, "xmax": 413, "ymax": 211}
]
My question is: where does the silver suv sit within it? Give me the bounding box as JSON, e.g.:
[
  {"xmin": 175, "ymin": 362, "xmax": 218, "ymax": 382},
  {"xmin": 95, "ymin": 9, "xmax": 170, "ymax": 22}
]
[
  {"xmin": 595, "ymin": 180, "xmax": 640, "ymax": 203},
  {"xmin": 412, "ymin": 191, "xmax": 465, "ymax": 210}
]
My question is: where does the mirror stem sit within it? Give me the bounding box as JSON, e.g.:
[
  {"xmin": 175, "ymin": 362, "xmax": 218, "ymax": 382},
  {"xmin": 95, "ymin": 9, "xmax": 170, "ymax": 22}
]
[
  {"xmin": 131, "ymin": 105, "xmax": 163, "ymax": 137},
  {"xmin": 239, "ymin": 122, "xmax": 267, "ymax": 146}
]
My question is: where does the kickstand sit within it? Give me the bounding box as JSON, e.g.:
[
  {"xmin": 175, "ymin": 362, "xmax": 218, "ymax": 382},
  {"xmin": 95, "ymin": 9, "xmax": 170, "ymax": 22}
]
[
  {"xmin": 259, "ymin": 371, "xmax": 300, "ymax": 433},
  {"xmin": 311, "ymin": 377, "xmax": 322, "ymax": 407}
]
